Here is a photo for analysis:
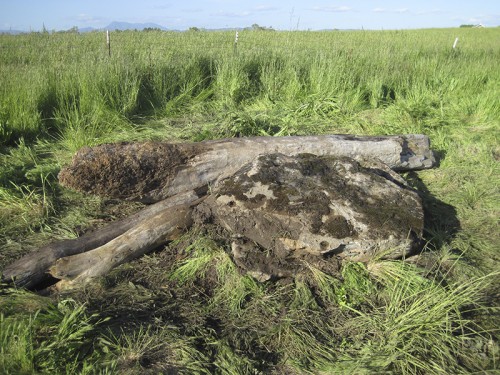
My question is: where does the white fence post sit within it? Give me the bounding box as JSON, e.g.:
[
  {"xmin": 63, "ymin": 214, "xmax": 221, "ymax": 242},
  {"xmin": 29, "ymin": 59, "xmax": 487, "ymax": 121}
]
[
  {"xmin": 106, "ymin": 30, "xmax": 111, "ymax": 57},
  {"xmin": 234, "ymin": 31, "xmax": 239, "ymax": 55}
]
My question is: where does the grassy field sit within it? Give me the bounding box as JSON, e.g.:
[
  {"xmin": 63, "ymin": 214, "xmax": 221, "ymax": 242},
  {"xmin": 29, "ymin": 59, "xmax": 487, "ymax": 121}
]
[{"xmin": 0, "ymin": 28, "xmax": 499, "ymax": 373}]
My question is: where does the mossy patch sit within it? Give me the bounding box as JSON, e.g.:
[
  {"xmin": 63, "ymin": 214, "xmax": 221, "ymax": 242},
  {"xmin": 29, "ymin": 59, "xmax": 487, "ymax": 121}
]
[{"xmin": 203, "ymin": 153, "xmax": 424, "ymax": 281}]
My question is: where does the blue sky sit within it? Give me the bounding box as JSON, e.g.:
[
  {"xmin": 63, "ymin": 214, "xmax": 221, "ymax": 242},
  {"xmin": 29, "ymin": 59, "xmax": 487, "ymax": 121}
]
[{"xmin": 1, "ymin": 0, "xmax": 499, "ymax": 31}]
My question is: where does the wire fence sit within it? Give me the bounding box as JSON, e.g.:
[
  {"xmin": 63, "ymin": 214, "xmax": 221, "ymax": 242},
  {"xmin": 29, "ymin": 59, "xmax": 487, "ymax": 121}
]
[
  {"xmin": 0, "ymin": 29, "xmax": 358, "ymax": 61},
  {"xmin": 1, "ymin": 28, "xmax": 481, "ymax": 68}
]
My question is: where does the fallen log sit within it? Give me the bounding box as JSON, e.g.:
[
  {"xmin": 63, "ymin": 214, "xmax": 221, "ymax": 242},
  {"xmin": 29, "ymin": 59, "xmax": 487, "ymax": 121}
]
[
  {"xmin": 1, "ymin": 190, "xmax": 203, "ymax": 289},
  {"xmin": 2, "ymin": 134, "xmax": 436, "ymax": 290},
  {"xmin": 59, "ymin": 134, "xmax": 435, "ymax": 203},
  {"xmin": 50, "ymin": 203, "xmax": 193, "ymax": 289}
]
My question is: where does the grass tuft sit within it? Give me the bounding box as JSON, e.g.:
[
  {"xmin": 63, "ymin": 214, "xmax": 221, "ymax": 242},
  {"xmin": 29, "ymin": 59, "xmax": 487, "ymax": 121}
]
[
  {"xmin": 0, "ymin": 288, "xmax": 112, "ymax": 374},
  {"xmin": 337, "ymin": 261, "xmax": 499, "ymax": 374}
]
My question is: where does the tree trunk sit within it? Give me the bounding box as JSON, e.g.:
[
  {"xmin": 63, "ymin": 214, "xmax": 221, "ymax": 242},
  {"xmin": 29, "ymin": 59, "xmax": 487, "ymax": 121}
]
[
  {"xmin": 50, "ymin": 203, "xmax": 193, "ymax": 289},
  {"xmin": 1, "ymin": 190, "xmax": 202, "ymax": 289},
  {"xmin": 59, "ymin": 134, "xmax": 435, "ymax": 203}
]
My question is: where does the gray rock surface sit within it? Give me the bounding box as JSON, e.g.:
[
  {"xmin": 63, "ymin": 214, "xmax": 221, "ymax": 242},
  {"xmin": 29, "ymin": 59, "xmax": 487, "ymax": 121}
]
[{"xmin": 196, "ymin": 153, "xmax": 424, "ymax": 280}]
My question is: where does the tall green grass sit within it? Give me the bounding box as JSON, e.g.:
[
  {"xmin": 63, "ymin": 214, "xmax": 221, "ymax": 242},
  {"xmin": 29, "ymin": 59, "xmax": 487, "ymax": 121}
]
[
  {"xmin": 0, "ymin": 288, "xmax": 113, "ymax": 374},
  {"xmin": 0, "ymin": 28, "xmax": 499, "ymax": 373},
  {"xmin": 1, "ymin": 28, "xmax": 498, "ymax": 145}
]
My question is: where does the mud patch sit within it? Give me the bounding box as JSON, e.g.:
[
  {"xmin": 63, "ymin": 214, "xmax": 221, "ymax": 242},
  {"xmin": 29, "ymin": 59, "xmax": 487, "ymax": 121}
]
[{"xmin": 196, "ymin": 153, "xmax": 424, "ymax": 280}]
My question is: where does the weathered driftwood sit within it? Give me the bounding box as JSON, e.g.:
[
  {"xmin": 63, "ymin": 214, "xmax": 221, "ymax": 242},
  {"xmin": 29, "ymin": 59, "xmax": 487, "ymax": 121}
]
[
  {"xmin": 59, "ymin": 134, "xmax": 435, "ymax": 203},
  {"xmin": 50, "ymin": 203, "xmax": 193, "ymax": 289},
  {"xmin": 1, "ymin": 134, "xmax": 435, "ymax": 290},
  {"xmin": 1, "ymin": 190, "xmax": 202, "ymax": 289}
]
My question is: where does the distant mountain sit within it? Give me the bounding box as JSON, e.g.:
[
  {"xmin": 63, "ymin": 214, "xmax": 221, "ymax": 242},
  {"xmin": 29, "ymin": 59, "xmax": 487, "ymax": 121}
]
[
  {"xmin": 0, "ymin": 29, "xmax": 25, "ymax": 35},
  {"xmin": 78, "ymin": 27, "xmax": 97, "ymax": 33},
  {"xmin": 104, "ymin": 21, "xmax": 169, "ymax": 31},
  {"xmin": 0, "ymin": 22, "xmax": 173, "ymax": 34},
  {"xmin": 0, "ymin": 22, "xmax": 269, "ymax": 35}
]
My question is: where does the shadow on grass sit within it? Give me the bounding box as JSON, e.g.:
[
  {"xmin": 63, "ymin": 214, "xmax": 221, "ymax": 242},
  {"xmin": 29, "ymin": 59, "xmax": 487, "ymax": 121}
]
[
  {"xmin": 66, "ymin": 259, "xmax": 281, "ymax": 374},
  {"xmin": 406, "ymin": 171, "xmax": 461, "ymax": 252}
]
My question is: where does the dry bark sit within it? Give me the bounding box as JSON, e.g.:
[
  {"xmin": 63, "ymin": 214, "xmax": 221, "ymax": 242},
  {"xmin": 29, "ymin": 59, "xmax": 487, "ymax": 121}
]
[
  {"xmin": 50, "ymin": 203, "xmax": 193, "ymax": 289},
  {"xmin": 59, "ymin": 134, "xmax": 435, "ymax": 203},
  {"xmin": 1, "ymin": 190, "xmax": 202, "ymax": 288}
]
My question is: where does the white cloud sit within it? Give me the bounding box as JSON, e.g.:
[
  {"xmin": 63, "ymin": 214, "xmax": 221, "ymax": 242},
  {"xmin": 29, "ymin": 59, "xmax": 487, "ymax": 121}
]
[
  {"xmin": 416, "ymin": 9, "xmax": 446, "ymax": 16},
  {"xmin": 372, "ymin": 8, "xmax": 410, "ymax": 14},
  {"xmin": 76, "ymin": 13, "xmax": 92, "ymax": 21},
  {"xmin": 181, "ymin": 8, "xmax": 203, "ymax": 13},
  {"xmin": 467, "ymin": 17, "xmax": 482, "ymax": 23},
  {"xmin": 254, "ymin": 5, "xmax": 277, "ymax": 12},
  {"xmin": 312, "ymin": 6, "xmax": 352, "ymax": 13},
  {"xmin": 75, "ymin": 13, "xmax": 105, "ymax": 25},
  {"xmin": 211, "ymin": 11, "xmax": 251, "ymax": 18},
  {"xmin": 452, "ymin": 14, "xmax": 500, "ymax": 26},
  {"xmin": 153, "ymin": 4, "xmax": 171, "ymax": 10}
]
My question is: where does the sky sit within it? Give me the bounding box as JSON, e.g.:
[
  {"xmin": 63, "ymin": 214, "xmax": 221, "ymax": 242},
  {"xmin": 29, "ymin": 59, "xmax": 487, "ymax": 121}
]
[{"xmin": 1, "ymin": 0, "xmax": 499, "ymax": 31}]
